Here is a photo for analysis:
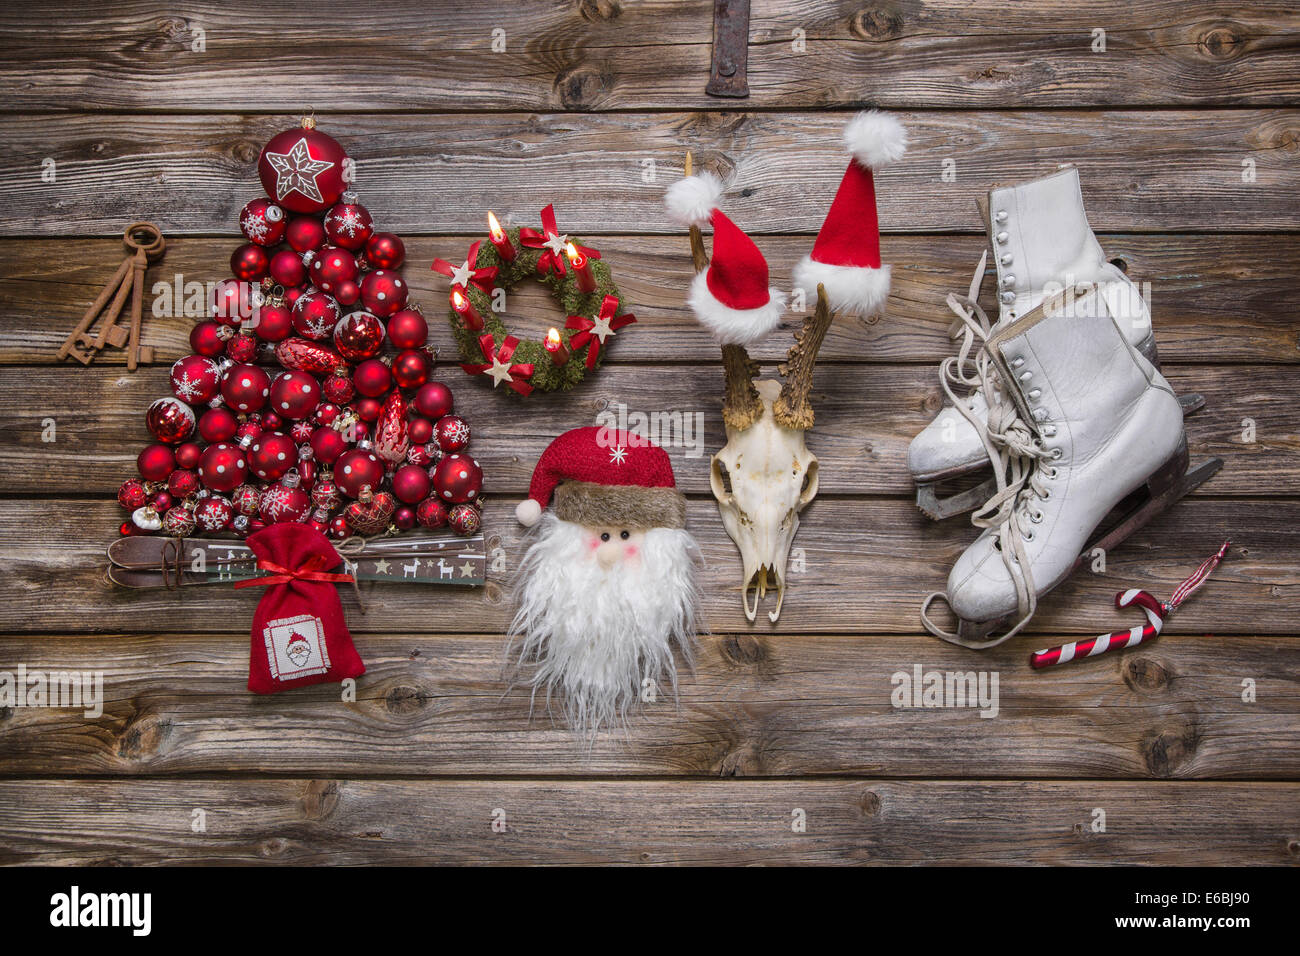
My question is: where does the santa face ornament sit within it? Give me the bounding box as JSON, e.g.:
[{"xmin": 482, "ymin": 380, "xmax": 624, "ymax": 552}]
[{"xmin": 508, "ymin": 427, "xmax": 703, "ymax": 736}]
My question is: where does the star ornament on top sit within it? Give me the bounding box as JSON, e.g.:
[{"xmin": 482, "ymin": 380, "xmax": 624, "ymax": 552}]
[{"xmin": 264, "ymin": 137, "xmax": 335, "ymax": 205}]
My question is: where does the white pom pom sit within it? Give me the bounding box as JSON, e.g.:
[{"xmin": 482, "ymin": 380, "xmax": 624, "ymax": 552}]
[
  {"xmin": 843, "ymin": 111, "xmax": 908, "ymax": 169},
  {"xmin": 664, "ymin": 172, "xmax": 724, "ymax": 228},
  {"xmin": 515, "ymin": 497, "xmax": 542, "ymax": 527}
]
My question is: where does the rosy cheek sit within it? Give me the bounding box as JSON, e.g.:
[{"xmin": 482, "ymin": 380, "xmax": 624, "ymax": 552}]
[
  {"xmin": 586, "ymin": 536, "xmax": 601, "ymax": 551},
  {"xmin": 623, "ymin": 545, "xmax": 639, "ymax": 560}
]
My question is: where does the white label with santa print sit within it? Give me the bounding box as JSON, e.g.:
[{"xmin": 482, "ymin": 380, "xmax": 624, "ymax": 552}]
[{"xmin": 263, "ymin": 613, "xmax": 331, "ymax": 681}]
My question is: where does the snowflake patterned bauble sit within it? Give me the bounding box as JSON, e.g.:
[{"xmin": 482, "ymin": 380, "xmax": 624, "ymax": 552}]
[
  {"xmin": 257, "ymin": 120, "xmax": 349, "ymax": 214},
  {"xmin": 259, "ymin": 473, "xmax": 312, "ymax": 524},
  {"xmin": 434, "ymin": 414, "xmax": 470, "ymax": 453},
  {"xmin": 194, "ymin": 495, "xmax": 234, "ymax": 533},
  {"xmin": 291, "ymin": 289, "xmax": 341, "ymax": 342},
  {"xmin": 169, "ymin": 354, "xmax": 221, "ymax": 404},
  {"xmin": 432, "ymin": 453, "xmax": 482, "ymax": 504},
  {"xmin": 324, "ymin": 196, "xmax": 373, "ymax": 250},
  {"xmin": 239, "ymin": 197, "xmax": 286, "ymax": 246}
]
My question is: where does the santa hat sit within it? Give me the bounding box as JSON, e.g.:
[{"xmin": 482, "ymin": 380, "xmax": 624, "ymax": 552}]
[
  {"xmin": 664, "ymin": 171, "xmax": 724, "ymax": 229},
  {"xmin": 686, "ymin": 210, "xmax": 786, "ymax": 346},
  {"xmin": 515, "ymin": 426, "xmax": 686, "ymax": 530},
  {"xmin": 793, "ymin": 110, "xmax": 907, "ymax": 316}
]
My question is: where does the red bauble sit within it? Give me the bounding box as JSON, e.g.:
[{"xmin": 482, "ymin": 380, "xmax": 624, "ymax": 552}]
[
  {"xmin": 198, "ymin": 407, "xmax": 239, "ymax": 444},
  {"xmin": 372, "ymin": 389, "xmax": 409, "ymax": 464},
  {"xmin": 239, "ymin": 198, "xmax": 286, "ymax": 246},
  {"xmin": 211, "ymin": 278, "xmax": 254, "ymax": 325},
  {"xmin": 258, "ymin": 124, "xmax": 349, "ymax": 214},
  {"xmin": 150, "ymin": 490, "xmax": 175, "ymax": 513},
  {"xmin": 231, "ymin": 483, "xmax": 261, "ymax": 517},
  {"xmin": 274, "ymin": 337, "xmax": 340, "ymax": 378},
  {"xmin": 190, "ymin": 320, "xmax": 228, "ymax": 357},
  {"xmin": 260, "ymin": 476, "xmax": 311, "ymax": 524},
  {"xmin": 416, "ymin": 497, "xmax": 448, "ymax": 529},
  {"xmin": 407, "ymin": 441, "xmax": 439, "ymax": 468},
  {"xmin": 290, "ymin": 419, "xmax": 314, "ymax": 443},
  {"xmin": 360, "ymin": 269, "xmax": 407, "ymax": 318},
  {"xmin": 268, "ymin": 248, "xmax": 308, "ymax": 287},
  {"xmin": 225, "ymin": 332, "xmax": 258, "ymax": 363},
  {"xmin": 435, "ymin": 414, "xmax": 471, "ymax": 452},
  {"xmin": 194, "ymin": 495, "xmax": 234, "ymax": 533},
  {"xmin": 174, "ymin": 441, "xmax": 203, "ymax": 470},
  {"xmin": 291, "ymin": 289, "xmax": 341, "ymax": 341},
  {"xmin": 261, "ymin": 411, "xmax": 284, "ymax": 431},
  {"xmin": 448, "ymin": 502, "xmax": 481, "ymax": 535},
  {"xmin": 334, "ymin": 279, "xmax": 361, "ymax": 306},
  {"xmin": 198, "ymin": 442, "xmax": 248, "ymax": 493},
  {"xmin": 408, "ymin": 416, "xmax": 433, "ymax": 445},
  {"xmin": 394, "ymin": 506, "xmax": 417, "ymax": 531},
  {"xmin": 353, "ymin": 358, "xmax": 392, "ymax": 398},
  {"xmin": 285, "ymin": 215, "xmax": 328, "ymax": 253},
  {"xmin": 391, "ymin": 463, "xmax": 431, "ymax": 505},
  {"xmin": 309, "ymin": 425, "xmax": 349, "ymax": 465},
  {"xmin": 392, "ymin": 348, "xmax": 432, "ymax": 389},
  {"xmin": 282, "ymin": 286, "xmax": 306, "ymax": 309},
  {"xmin": 137, "ymin": 444, "xmax": 177, "ymax": 481},
  {"xmin": 118, "ymin": 478, "xmax": 148, "ymax": 509},
  {"xmin": 230, "ymin": 242, "xmax": 270, "ymax": 282},
  {"xmin": 309, "ymin": 244, "xmax": 360, "ymax": 295},
  {"xmin": 323, "ymin": 368, "xmax": 356, "ymax": 404},
  {"xmin": 354, "ymin": 397, "xmax": 382, "ymax": 422},
  {"xmin": 324, "ymin": 198, "xmax": 374, "ymax": 250},
  {"xmin": 220, "ymin": 363, "xmax": 271, "ymax": 414},
  {"xmin": 169, "ymin": 355, "xmax": 221, "ymax": 404},
  {"xmin": 386, "ymin": 308, "xmax": 428, "ymax": 350},
  {"xmin": 311, "ymin": 473, "xmax": 341, "ymax": 512},
  {"xmin": 269, "ymin": 369, "xmax": 320, "ymax": 420},
  {"xmin": 432, "ymin": 453, "xmax": 482, "ymax": 504},
  {"xmin": 344, "ymin": 488, "xmax": 396, "ymax": 536},
  {"xmin": 333, "ymin": 310, "xmax": 385, "ymax": 361},
  {"xmin": 364, "ymin": 232, "xmax": 405, "ymax": 270},
  {"xmin": 314, "ymin": 402, "xmax": 341, "ymax": 426},
  {"xmin": 167, "ymin": 467, "xmax": 200, "ymax": 500},
  {"xmin": 248, "ymin": 431, "xmax": 299, "ymax": 481},
  {"xmin": 328, "ymin": 515, "xmax": 350, "ymax": 539},
  {"xmin": 162, "ymin": 504, "xmax": 197, "ymax": 537},
  {"xmin": 251, "ymin": 301, "xmax": 292, "ymax": 342},
  {"xmin": 334, "ymin": 446, "xmax": 385, "ymax": 498},
  {"xmin": 413, "ymin": 381, "xmax": 453, "ymax": 420},
  {"xmin": 146, "ymin": 397, "xmax": 195, "ymax": 444}
]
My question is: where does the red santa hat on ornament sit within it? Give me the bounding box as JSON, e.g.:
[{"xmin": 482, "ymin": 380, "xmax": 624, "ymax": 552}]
[
  {"xmin": 793, "ymin": 110, "xmax": 907, "ymax": 317},
  {"xmin": 684, "ymin": 210, "xmax": 787, "ymax": 346},
  {"xmin": 515, "ymin": 426, "xmax": 686, "ymax": 530}
]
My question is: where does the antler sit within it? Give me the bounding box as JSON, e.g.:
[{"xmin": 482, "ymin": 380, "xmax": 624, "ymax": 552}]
[
  {"xmin": 684, "ymin": 151, "xmax": 764, "ymax": 430},
  {"xmin": 773, "ymin": 284, "xmax": 833, "ymax": 430}
]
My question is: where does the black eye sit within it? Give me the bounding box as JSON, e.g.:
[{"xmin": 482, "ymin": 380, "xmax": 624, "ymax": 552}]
[
  {"xmin": 620, "ymin": 530, "xmax": 630, "ymax": 540},
  {"xmin": 600, "ymin": 532, "xmax": 610, "ymax": 542}
]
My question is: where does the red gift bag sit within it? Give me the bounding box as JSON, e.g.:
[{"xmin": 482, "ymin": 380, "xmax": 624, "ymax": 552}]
[{"xmin": 236, "ymin": 524, "xmax": 365, "ymax": 694}]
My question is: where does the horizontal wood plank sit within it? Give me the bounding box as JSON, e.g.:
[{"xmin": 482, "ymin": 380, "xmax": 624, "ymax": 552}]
[
  {"xmin": 0, "ymin": 631, "xmax": 1294, "ymax": 778},
  {"xmin": 1, "ymin": 110, "xmax": 1296, "ymax": 236},
  {"xmin": 2, "ymin": 2, "xmax": 1298, "ymax": 111},
  {"xmin": 3, "ymin": 234, "xmax": 1296, "ymax": 366},
  {"xmin": 0, "ymin": 498, "xmax": 1289, "ymax": 635},
  {"xmin": 1, "ymin": 778, "xmax": 1295, "ymax": 865}
]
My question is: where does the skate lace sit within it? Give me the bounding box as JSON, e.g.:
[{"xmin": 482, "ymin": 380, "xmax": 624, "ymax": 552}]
[{"xmin": 938, "ymin": 250, "xmax": 993, "ymax": 398}]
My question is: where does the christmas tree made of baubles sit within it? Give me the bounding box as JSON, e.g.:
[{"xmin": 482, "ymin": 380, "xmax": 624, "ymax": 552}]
[{"xmin": 115, "ymin": 118, "xmax": 484, "ymax": 541}]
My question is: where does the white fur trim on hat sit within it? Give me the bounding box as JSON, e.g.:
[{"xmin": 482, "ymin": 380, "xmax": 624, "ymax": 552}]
[
  {"xmin": 515, "ymin": 497, "xmax": 542, "ymax": 527},
  {"xmin": 686, "ymin": 271, "xmax": 787, "ymax": 346},
  {"xmin": 665, "ymin": 172, "xmax": 724, "ymax": 228},
  {"xmin": 843, "ymin": 111, "xmax": 908, "ymax": 170},
  {"xmin": 793, "ymin": 256, "xmax": 891, "ymax": 317}
]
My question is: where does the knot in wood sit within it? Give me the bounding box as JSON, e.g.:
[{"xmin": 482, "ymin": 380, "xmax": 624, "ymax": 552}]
[
  {"xmin": 578, "ymin": 0, "xmax": 622, "ymax": 22},
  {"xmin": 300, "ymin": 779, "xmax": 341, "ymax": 821},
  {"xmin": 1142, "ymin": 723, "xmax": 1200, "ymax": 777},
  {"xmin": 1195, "ymin": 23, "xmax": 1246, "ymax": 60},
  {"xmin": 1123, "ymin": 655, "xmax": 1172, "ymax": 694},
  {"xmin": 555, "ymin": 66, "xmax": 608, "ymax": 109},
  {"xmin": 722, "ymin": 633, "xmax": 769, "ymax": 670},
  {"xmin": 859, "ymin": 789, "xmax": 882, "ymax": 817},
  {"xmin": 852, "ymin": 6, "xmax": 904, "ymax": 40},
  {"xmin": 384, "ymin": 683, "xmax": 428, "ymax": 715}
]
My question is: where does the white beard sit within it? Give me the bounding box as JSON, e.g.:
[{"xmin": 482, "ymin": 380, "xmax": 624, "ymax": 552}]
[{"xmin": 508, "ymin": 514, "xmax": 703, "ymax": 737}]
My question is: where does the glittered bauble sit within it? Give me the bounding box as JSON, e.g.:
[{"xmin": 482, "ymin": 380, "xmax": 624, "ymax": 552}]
[
  {"xmin": 146, "ymin": 397, "xmax": 196, "ymax": 445},
  {"xmin": 364, "ymin": 232, "xmax": 405, "ymax": 270},
  {"xmin": 118, "ymin": 478, "xmax": 148, "ymax": 510},
  {"xmin": 274, "ymin": 337, "xmax": 340, "ymax": 378},
  {"xmin": 323, "ymin": 367, "xmax": 356, "ymax": 404},
  {"xmin": 197, "ymin": 407, "xmax": 238, "ymax": 444},
  {"xmin": 344, "ymin": 488, "xmax": 396, "ymax": 536},
  {"xmin": 248, "ymin": 431, "xmax": 299, "ymax": 481},
  {"xmin": 416, "ymin": 497, "xmax": 448, "ymax": 529},
  {"xmin": 269, "ymin": 369, "xmax": 320, "ymax": 420},
  {"xmin": 392, "ymin": 348, "xmax": 432, "ymax": 389},
  {"xmin": 175, "ymin": 442, "xmax": 202, "ymax": 470},
  {"xmin": 254, "ymin": 301, "xmax": 294, "ymax": 342},
  {"xmin": 309, "ymin": 425, "xmax": 349, "ymax": 465},
  {"xmin": 448, "ymin": 502, "xmax": 481, "ymax": 535},
  {"xmin": 211, "ymin": 278, "xmax": 254, "ymax": 325},
  {"xmin": 231, "ymin": 483, "xmax": 261, "ymax": 517},
  {"xmin": 190, "ymin": 320, "xmax": 228, "ymax": 357},
  {"xmin": 408, "ymin": 416, "xmax": 433, "ymax": 446},
  {"xmin": 259, "ymin": 475, "xmax": 311, "ymax": 524},
  {"xmin": 311, "ymin": 473, "xmax": 341, "ymax": 512},
  {"xmin": 353, "ymin": 358, "xmax": 392, "ymax": 398},
  {"xmin": 433, "ymin": 453, "xmax": 482, "ymax": 504},
  {"xmin": 137, "ymin": 443, "xmax": 177, "ymax": 481},
  {"xmin": 198, "ymin": 442, "xmax": 248, "ymax": 493},
  {"xmin": 194, "ymin": 495, "xmax": 234, "ymax": 533},
  {"xmin": 258, "ymin": 123, "xmax": 349, "ymax": 214},
  {"xmin": 220, "ymin": 363, "xmax": 271, "ymax": 413},
  {"xmin": 360, "ymin": 269, "xmax": 407, "ymax": 318},
  {"xmin": 391, "ymin": 463, "xmax": 431, "ymax": 505},
  {"xmin": 240, "ymin": 197, "xmax": 286, "ymax": 246},
  {"xmin": 333, "ymin": 310, "xmax": 385, "ymax": 361},
  {"xmin": 372, "ymin": 389, "xmax": 409, "ymax": 464},
  {"xmin": 435, "ymin": 414, "xmax": 471, "ymax": 453},
  {"xmin": 309, "ymin": 244, "xmax": 360, "ymax": 295},
  {"xmin": 268, "ymin": 248, "xmax": 308, "ymax": 288},
  {"xmin": 230, "ymin": 242, "xmax": 270, "ymax": 282},
  {"xmin": 291, "ymin": 289, "xmax": 341, "ymax": 341},
  {"xmin": 334, "ymin": 446, "xmax": 385, "ymax": 498},
  {"xmin": 324, "ymin": 198, "xmax": 373, "ymax": 250},
  {"xmin": 413, "ymin": 381, "xmax": 453, "ymax": 420},
  {"xmin": 161, "ymin": 504, "xmax": 197, "ymax": 537},
  {"xmin": 167, "ymin": 467, "xmax": 200, "ymax": 500},
  {"xmin": 225, "ymin": 332, "xmax": 258, "ymax": 363}
]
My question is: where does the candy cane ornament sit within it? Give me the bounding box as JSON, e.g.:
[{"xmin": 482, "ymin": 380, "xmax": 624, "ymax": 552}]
[{"xmin": 1031, "ymin": 541, "xmax": 1231, "ymax": 670}]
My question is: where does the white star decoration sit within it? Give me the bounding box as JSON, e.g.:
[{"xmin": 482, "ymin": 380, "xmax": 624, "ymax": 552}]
[
  {"xmin": 588, "ymin": 312, "xmax": 617, "ymax": 344},
  {"xmin": 449, "ymin": 260, "xmax": 475, "ymax": 288},
  {"xmin": 486, "ymin": 356, "xmax": 515, "ymax": 386},
  {"xmin": 542, "ymin": 233, "xmax": 569, "ymax": 257},
  {"xmin": 609, "ymin": 445, "xmax": 627, "ymax": 465},
  {"xmin": 264, "ymin": 137, "xmax": 334, "ymax": 205}
]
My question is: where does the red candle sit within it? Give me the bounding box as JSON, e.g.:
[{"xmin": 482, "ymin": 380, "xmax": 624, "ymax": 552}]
[
  {"xmin": 450, "ymin": 286, "xmax": 483, "ymax": 331},
  {"xmin": 487, "ymin": 211, "xmax": 516, "ymax": 262},
  {"xmin": 566, "ymin": 242, "xmax": 596, "ymax": 294},
  {"xmin": 544, "ymin": 327, "xmax": 569, "ymax": 366}
]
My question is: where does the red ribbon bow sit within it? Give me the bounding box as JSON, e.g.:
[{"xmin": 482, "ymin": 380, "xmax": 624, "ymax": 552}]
[
  {"xmin": 566, "ymin": 294, "xmax": 636, "ymax": 370},
  {"xmin": 518, "ymin": 204, "xmax": 600, "ymax": 278},
  {"xmin": 233, "ymin": 553, "xmax": 357, "ymax": 590},
  {"xmin": 460, "ymin": 333, "xmax": 535, "ymax": 395},
  {"xmin": 431, "ymin": 240, "xmax": 498, "ymax": 295}
]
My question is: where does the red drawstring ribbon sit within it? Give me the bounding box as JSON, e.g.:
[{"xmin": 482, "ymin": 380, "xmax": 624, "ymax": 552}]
[{"xmin": 233, "ymin": 554, "xmax": 357, "ymax": 590}]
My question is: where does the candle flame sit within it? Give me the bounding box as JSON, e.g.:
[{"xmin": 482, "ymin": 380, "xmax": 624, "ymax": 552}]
[
  {"xmin": 546, "ymin": 327, "xmax": 561, "ymax": 347},
  {"xmin": 451, "ymin": 287, "xmax": 466, "ymax": 309},
  {"xmin": 487, "ymin": 211, "xmax": 504, "ymax": 241},
  {"xmin": 564, "ymin": 241, "xmax": 581, "ymax": 263}
]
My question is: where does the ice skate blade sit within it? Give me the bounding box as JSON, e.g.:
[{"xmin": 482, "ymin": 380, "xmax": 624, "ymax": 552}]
[
  {"xmin": 916, "ymin": 475, "xmax": 998, "ymax": 521},
  {"xmin": 1178, "ymin": 392, "xmax": 1206, "ymax": 416}
]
